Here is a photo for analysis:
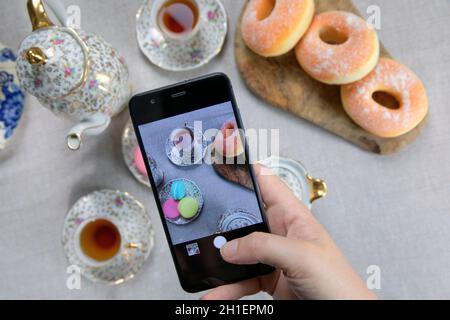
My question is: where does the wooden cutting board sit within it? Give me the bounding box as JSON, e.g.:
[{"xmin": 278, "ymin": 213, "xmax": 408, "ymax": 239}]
[
  {"xmin": 234, "ymin": 0, "xmax": 427, "ymax": 154},
  {"xmin": 211, "ymin": 148, "xmax": 254, "ymax": 190}
]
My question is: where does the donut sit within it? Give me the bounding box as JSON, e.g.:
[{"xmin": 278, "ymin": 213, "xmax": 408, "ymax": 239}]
[
  {"xmin": 341, "ymin": 58, "xmax": 428, "ymax": 138},
  {"xmin": 170, "ymin": 180, "xmax": 186, "ymax": 200},
  {"xmin": 241, "ymin": 0, "xmax": 315, "ymax": 57},
  {"xmin": 296, "ymin": 11, "xmax": 379, "ymax": 85},
  {"xmin": 178, "ymin": 197, "xmax": 199, "ymax": 219},
  {"xmin": 133, "ymin": 147, "xmax": 147, "ymax": 175},
  {"xmin": 214, "ymin": 119, "xmax": 244, "ymax": 158},
  {"xmin": 163, "ymin": 198, "xmax": 180, "ymax": 220}
]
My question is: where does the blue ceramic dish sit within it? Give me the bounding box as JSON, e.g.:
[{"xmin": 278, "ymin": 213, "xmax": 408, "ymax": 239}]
[{"xmin": 0, "ymin": 44, "xmax": 25, "ymax": 149}]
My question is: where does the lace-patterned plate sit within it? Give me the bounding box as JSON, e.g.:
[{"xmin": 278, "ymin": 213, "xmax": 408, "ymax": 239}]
[
  {"xmin": 159, "ymin": 178, "xmax": 204, "ymax": 225},
  {"xmin": 136, "ymin": 0, "xmax": 227, "ymax": 71},
  {"xmin": 217, "ymin": 208, "xmax": 260, "ymax": 233}
]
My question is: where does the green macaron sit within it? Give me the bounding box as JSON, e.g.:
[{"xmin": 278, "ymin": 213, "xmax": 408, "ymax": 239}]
[{"xmin": 178, "ymin": 197, "xmax": 199, "ymax": 219}]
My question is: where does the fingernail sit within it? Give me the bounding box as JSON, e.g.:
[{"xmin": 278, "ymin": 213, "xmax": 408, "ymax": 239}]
[{"xmin": 220, "ymin": 240, "xmax": 238, "ymax": 259}]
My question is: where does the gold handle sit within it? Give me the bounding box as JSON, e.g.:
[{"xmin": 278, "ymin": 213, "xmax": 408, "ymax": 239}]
[
  {"xmin": 27, "ymin": 0, "xmax": 54, "ymax": 31},
  {"xmin": 126, "ymin": 243, "xmax": 143, "ymax": 249},
  {"xmin": 307, "ymin": 175, "xmax": 328, "ymax": 203}
]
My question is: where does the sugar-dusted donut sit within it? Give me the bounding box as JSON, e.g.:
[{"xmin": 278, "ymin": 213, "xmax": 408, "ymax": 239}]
[
  {"xmin": 241, "ymin": 0, "xmax": 315, "ymax": 57},
  {"xmin": 341, "ymin": 58, "xmax": 428, "ymax": 138},
  {"xmin": 296, "ymin": 11, "xmax": 379, "ymax": 85}
]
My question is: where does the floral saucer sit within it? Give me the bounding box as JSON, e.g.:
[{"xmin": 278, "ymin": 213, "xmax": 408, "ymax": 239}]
[
  {"xmin": 159, "ymin": 178, "xmax": 204, "ymax": 225},
  {"xmin": 217, "ymin": 208, "xmax": 260, "ymax": 233},
  {"xmin": 122, "ymin": 119, "xmax": 164, "ymax": 188},
  {"xmin": 62, "ymin": 189, "xmax": 154, "ymax": 284},
  {"xmin": 259, "ymin": 156, "xmax": 328, "ymax": 209},
  {"xmin": 136, "ymin": 0, "xmax": 227, "ymax": 71},
  {"xmin": 0, "ymin": 43, "xmax": 25, "ymax": 150}
]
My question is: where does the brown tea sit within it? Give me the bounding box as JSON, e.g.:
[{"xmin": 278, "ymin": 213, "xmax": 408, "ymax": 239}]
[
  {"xmin": 80, "ymin": 219, "xmax": 121, "ymax": 261},
  {"xmin": 158, "ymin": 0, "xmax": 199, "ymax": 34}
]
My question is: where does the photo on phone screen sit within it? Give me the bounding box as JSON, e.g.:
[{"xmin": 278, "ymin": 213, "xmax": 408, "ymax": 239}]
[{"xmin": 130, "ymin": 74, "xmax": 273, "ymax": 292}]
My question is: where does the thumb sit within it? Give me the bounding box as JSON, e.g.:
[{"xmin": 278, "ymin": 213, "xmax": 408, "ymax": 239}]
[{"xmin": 220, "ymin": 232, "xmax": 306, "ymax": 273}]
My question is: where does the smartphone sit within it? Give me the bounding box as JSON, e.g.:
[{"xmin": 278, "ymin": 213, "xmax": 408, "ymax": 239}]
[{"xmin": 129, "ymin": 73, "xmax": 274, "ymax": 293}]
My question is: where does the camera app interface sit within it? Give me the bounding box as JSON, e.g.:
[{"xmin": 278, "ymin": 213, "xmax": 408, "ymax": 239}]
[{"xmin": 138, "ymin": 101, "xmax": 264, "ymax": 257}]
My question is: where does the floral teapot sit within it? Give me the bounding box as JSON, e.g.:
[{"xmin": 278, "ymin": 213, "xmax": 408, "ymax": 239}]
[{"xmin": 16, "ymin": 0, "xmax": 131, "ymax": 150}]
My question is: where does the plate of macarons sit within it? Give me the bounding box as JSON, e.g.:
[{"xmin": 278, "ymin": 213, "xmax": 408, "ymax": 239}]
[{"xmin": 160, "ymin": 178, "xmax": 204, "ymax": 225}]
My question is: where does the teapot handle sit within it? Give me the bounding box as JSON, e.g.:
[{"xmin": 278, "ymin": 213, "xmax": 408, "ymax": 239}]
[
  {"xmin": 43, "ymin": 0, "xmax": 67, "ymax": 26},
  {"xmin": 27, "ymin": 0, "xmax": 67, "ymax": 31}
]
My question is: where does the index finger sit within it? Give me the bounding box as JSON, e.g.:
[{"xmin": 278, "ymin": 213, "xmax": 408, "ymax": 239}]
[{"xmin": 253, "ymin": 164, "xmax": 300, "ymax": 208}]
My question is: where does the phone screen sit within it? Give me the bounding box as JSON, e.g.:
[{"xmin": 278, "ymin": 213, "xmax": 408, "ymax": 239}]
[{"xmin": 130, "ymin": 74, "xmax": 273, "ymax": 292}]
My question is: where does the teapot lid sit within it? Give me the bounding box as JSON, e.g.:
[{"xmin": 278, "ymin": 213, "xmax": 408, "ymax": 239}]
[{"xmin": 16, "ymin": 27, "xmax": 87, "ymax": 100}]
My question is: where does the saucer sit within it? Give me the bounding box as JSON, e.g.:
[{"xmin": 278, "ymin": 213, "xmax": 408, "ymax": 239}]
[
  {"xmin": 136, "ymin": 0, "xmax": 227, "ymax": 71},
  {"xmin": 259, "ymin": 156, "xmax": 326, "ymax": 209},
  {"xmin": 122, "ymin": 120, "xmax": 164, "ymax": 188},
  {"xmin": 165, "ymin": 123, "xmax": 208, "ymax": 166},
  {"xmin": 159, "ymin": 178, "xmax": 204, "ymax": 225},
  {"xmin": 217, "ymin": 208, "xmax": 260, "ymax": 233},
  {"xmin": 62, "ymin": 189, "xmax": 154, "ymax": 284}
]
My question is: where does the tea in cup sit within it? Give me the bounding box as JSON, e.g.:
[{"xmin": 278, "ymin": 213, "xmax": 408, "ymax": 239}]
[
  {"xmin": 75, "ymin": 217, "xmax": 140, "ymax": 266},
  {"xmin": 156, "ymin": 0, "xmax": 201, "ymax": 41}
]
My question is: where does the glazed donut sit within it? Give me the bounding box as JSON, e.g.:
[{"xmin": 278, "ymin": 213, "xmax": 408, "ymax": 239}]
[
  {"xmin": 296, "ymin": 11, "xmax": 379, "ymax": 85},
  {"xmin": 341, "ymin": 58, "xmax": 428, "ymax": 138},
  {"xmin": 241, "ymin": 0, "xmax": 315, "ymax": 57}
]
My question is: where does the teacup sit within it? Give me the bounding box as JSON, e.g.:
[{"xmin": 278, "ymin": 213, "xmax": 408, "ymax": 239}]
[
  {"xmin": 74, "ymin": 216, "xmax": 142, "ymax": 267},
  {"xmin": 63, "ymin": 189, "xmax": 154, "ymax": 284},
  {"xmin": 170, "ymin": 126, "xmax": 195, "ymax": 154},
  {"xmin": 153, "ymin": 0, "xmax": 202, "ymax": 42}
]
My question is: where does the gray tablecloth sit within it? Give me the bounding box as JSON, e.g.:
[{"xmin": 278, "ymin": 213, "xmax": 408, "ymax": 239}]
[{"xmin": 1, "ymin": 0, "xmax": 450, "ymax": 299}]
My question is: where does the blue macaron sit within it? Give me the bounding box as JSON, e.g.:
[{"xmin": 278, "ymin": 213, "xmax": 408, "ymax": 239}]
[{"xmin": 170, "ymin": 180, "xmax": 186, "ymax": 200}]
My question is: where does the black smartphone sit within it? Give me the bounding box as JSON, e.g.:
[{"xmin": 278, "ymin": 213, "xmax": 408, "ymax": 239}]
[{"xmin": 129, "ymin": 73, "xmax": 274, "ymax": 293}]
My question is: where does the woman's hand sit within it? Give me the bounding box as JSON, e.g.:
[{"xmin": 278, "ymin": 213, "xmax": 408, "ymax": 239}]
[{"xmin": 202, "ymin": 165, "xmax": 376, "ymax": 300}]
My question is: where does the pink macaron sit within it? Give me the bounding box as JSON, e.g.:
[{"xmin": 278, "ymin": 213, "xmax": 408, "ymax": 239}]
[
  {"xmin": 134, "ymin": 147, "xmax": 147, "ymax": 175},
  {"xmin": 162, "ymin": 198, "xmax": 180, "ymax": 220}
]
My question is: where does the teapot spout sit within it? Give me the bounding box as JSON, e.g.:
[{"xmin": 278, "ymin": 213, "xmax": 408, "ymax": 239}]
[{"xmin": 66, "ymin": 114, "xmax": 110, "ymax": 151}]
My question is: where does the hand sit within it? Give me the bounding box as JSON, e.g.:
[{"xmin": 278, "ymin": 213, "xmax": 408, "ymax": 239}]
[{"xmin": 202, "ymin": 164, "xmax": 376, "ymax": 300}]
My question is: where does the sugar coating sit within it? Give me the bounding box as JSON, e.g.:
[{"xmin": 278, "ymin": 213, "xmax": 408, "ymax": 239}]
[
  {"xmin": 296, "ymin": 11, "xmax": 379, "ymax": 83},
  {"xmin": 242, "ymin": 0, "xmax": 312, "ymax": 55},
  {"xmin": 341, "ymin": 58, "xmax": 428, "ymax": 137}
]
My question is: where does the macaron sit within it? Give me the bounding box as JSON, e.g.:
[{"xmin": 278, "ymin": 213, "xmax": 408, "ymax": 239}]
[
  {"xmin": 133, "ymin": 147, "xmax": 147, "ymax": 175},
  {"xmin": 178, "ymin": 197, "xmax": 199, "ymax": 219},
  {"xmin": 162, "ymin": 198, "xmax": 180, "ymax": 220},
  {"xmin": 170, "ymin": 180, "xmax": 186, "ymax": 200}
]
